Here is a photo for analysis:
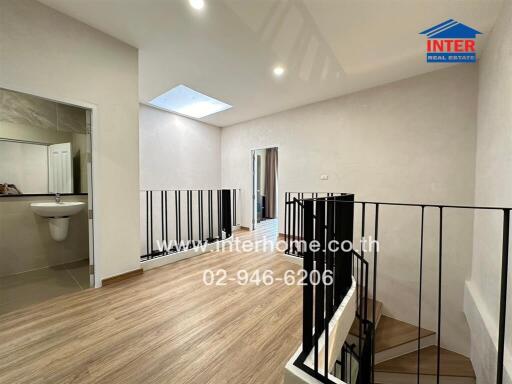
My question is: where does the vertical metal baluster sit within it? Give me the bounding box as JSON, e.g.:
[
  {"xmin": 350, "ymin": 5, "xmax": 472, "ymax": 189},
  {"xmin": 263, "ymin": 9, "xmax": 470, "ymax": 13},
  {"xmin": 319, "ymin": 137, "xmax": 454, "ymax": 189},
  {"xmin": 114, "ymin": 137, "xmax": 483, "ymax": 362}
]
[
  {"xmin": 372, "ymin": 203, "xmax": 379, "ymax": 384},
  {"xmin": 364, "ymin": 258, "xmax": 369, "ymax": 324},
  {"xmin": 497, "ymin": 209, "xmax": 510, "ymax": 384},
  {"xmin": 292, "ymin": 197, "xmax": 297, "ymax": 254},
  {"xmin": 217, "ymin": 190, "xmax": 222, "ymax": 239},
  {"xmin": 198, "ymin": 191, "xmax": 201, "ymax": 242},
  {"xmin": 299, "ymin": 193, "xmax": 302, "ymax": 244},
  {"xmin": 208, "ymin": 190, "xmax": 212, "ymax": 240},
  {"xmin": 359, "ymin": 255, "xmax": 363, "ymax": 358},
  {"xmin": 326, "ymin": 198, "xmax": 335, "ymax": 319},
  {"xmin": 191, "ymin": 191, "xmax": 195, "ymax": 243},
  {"xmin": 173, "ymin": 191, "xmax": 177, "ymax": 249},
  {"xmin": 302, "ymin": 193, "xmax": 306, "ymax": 254},
  {"xmin": 202, "ymin": 190, "xmax": 205, "ymax": 242},
  {"xmin": 165, "ymin": 191, "xmax": 168, "ymax": 247},
  {"xmin": 313, "ymin": 199, "xmax": 318, "ymax": 373},
  {"xmin": 174, "ymin": 191, "xmax": 178, "ymax": 249},
  {"xmin": 178, "ymin": 191, "xmax": 181, "ymax": 247},
  {"xmin": 198, "ymin": 190, "xmax": 203, "ymax": 243},
  {"xmin": 231, "ymin": 189, "xmax": 235, "ymax": 225},
  {"xmin": 341, "ymin": 345, "xmax": 346, "ymax": 381},
  {"xmin": 285, "ymin": 193, "xmax": 289, "ymax": 252},
  {"xmin": 145, "ymin": 191, "xmax": 149, "ymax": 257},
  {"xmin": 325, "ymin": 198, "xmax": 334, "ymax": 380},
  {"xmin": 161, "ymin": 191, "xmax": 164, "ymax": 255},
  {"xmin": 314, "ymin": 198, "xmax": 326, "ymax": 374},
  {"xmin": 436, "ymin": 207, "xmax": 443, "ymax": 384},
  {"xmin": 303, "ymin": 198, "xmax": 314, "ymax": 357},
  {"xmin": 361, "ymin": 204, "xmax": 366, "ymax": 265},
  {"xmin": 418, "ymin": 206, "xmax": 425, "ymax": 384},
  {"xmin": 349, "ymin": 347, "xmax": 352, "ymax": 383},
  {"xmin": 186, "ymin": 191, "xmax": 190, "ymax": 242},
  {"xmin": 150, "ymin": 191, "xmax": 153, "ymax": 258}
]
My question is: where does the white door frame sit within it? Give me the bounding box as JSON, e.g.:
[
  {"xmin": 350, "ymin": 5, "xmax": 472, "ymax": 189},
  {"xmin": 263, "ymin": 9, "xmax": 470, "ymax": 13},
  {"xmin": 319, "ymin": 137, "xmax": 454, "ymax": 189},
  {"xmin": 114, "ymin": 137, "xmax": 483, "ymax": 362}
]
[
  {"xmin": 0, "ymin": 85, "xmax": 100, "ymax": 288},
  {"xmin": 250, "ymin": 145, "xmax": 279, "ymax": 231}
]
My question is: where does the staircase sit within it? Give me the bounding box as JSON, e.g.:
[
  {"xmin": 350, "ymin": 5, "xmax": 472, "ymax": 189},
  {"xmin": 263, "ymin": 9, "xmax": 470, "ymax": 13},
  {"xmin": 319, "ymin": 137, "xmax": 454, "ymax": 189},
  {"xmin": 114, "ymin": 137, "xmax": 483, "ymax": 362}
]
[{"xmin": 349, "ymin": 299, "xmax": 476, "ymax": 384}]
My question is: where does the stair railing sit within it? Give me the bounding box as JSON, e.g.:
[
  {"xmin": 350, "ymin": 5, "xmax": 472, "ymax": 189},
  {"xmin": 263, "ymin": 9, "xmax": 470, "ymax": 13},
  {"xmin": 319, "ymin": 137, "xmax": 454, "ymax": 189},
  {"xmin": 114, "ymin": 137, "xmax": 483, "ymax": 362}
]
[
  {"xmin": 285, "ymin": 193, "xmax": 511, "ymax": 384},
  {"xmin": 288, "ymin": 194, "xmax": 375, "ymax": 383},
  {"xmin": 140, "ymin": 188, "xmax": 240, "ymax": 261}
]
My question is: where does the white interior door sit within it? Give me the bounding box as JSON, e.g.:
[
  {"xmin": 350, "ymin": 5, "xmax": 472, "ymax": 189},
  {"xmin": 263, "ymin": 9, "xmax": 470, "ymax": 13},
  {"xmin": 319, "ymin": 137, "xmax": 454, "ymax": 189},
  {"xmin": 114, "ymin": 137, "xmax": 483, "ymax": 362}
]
[{"xmin": 48, "ymin": 142, "xmax": 73, "ymax": 193}]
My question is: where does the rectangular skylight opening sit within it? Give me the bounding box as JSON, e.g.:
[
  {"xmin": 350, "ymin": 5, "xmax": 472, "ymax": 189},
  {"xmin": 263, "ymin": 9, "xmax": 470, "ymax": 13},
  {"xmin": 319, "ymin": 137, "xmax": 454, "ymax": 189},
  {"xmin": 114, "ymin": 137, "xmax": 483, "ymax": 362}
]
[{"xmin": 148, "ymin": 85, "xmax": 232, "ymax": 119}]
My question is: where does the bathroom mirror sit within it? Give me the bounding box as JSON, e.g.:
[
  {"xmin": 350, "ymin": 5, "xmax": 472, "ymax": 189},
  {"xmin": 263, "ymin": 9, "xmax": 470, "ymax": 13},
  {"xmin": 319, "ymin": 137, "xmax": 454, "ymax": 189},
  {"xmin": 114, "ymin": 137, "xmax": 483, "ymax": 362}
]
[{"xmin": 0, "ymin": 88, "xmax": 89, "ymax": 195}]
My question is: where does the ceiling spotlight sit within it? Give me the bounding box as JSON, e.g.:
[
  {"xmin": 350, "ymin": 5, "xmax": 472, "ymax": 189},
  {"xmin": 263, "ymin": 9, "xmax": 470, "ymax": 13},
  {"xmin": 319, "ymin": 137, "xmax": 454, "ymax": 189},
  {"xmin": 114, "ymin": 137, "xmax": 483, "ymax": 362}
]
[
  {"xmin": 189, "ymin": 0, "xmax": 205, "ymax": 10},
  {"xmin": 273, "ymin": 66, "xmax": 285, "ymax": 77}
]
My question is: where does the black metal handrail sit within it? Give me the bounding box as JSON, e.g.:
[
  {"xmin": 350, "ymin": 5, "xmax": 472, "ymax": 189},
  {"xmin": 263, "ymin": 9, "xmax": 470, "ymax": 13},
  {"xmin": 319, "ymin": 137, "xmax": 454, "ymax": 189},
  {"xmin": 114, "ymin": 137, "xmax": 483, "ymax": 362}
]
[
  {"xmin": 140, "ymin": 188, "xmax": 240, "ymax": 261},
  {"xmin": 286, "ymin": 193, "xmax": 511, "ymax": 384},
  {"xmin": 284, "ymin": 192, "xmax": 352, "ymax": 255},
  {"xmin": 290, "ymin": 194, "xmax": 375, "ymax": 383}
]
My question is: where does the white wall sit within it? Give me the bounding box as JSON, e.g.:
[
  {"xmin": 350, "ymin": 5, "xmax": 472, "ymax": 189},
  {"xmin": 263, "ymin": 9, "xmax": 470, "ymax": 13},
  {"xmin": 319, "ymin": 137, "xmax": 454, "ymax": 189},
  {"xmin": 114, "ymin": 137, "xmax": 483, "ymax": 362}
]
[
  {"xmin": 467, "ymin": 0, "xmax": 512, "ymax": 382},
  {"xmin": 0, "ymin": 0, "xmax": 141, "ymax": 282},
  {"xmin": 222, "ymin": 65, "xmax": 478, "ymax": 355},
  {"xmin": 139, "ymin": 104, "xmax": 221, "ymax": 190},
  {"xmin": 139, "ymin": 105, "xmax": 222, "ymax": 255}
]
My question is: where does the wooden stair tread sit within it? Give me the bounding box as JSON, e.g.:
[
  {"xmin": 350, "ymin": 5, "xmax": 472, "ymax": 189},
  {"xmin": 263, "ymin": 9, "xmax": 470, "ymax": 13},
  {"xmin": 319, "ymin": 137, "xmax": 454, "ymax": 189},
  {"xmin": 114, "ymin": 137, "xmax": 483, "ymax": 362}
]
[
  {"xmin": 375, "ymin": 345, "xmax": 475, "ymax": 378},
  {"xmin": 375, "ymin": 316, "xmax": 435, "ymax": 353},
  {"xmin": 349, "ymin": 298, "xmax": 383, "ymax": 336}
]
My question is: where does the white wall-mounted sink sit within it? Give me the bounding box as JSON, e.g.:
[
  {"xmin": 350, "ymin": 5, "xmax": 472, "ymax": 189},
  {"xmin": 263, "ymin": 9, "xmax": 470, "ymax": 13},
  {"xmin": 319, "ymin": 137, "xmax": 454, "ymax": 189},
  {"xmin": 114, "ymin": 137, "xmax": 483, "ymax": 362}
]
[
  {"xmin": 30, "ymin": 202, "xmax": 86, "ymax": 218},
  {"xmin": 30, "ymin": 202, "xmax": 86, "ymax": 241}
]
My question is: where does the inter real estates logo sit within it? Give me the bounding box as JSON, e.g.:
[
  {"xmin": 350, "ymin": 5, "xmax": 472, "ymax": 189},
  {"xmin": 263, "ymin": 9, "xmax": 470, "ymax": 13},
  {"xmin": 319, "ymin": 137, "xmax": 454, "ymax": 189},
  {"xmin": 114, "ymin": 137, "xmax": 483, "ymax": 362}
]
[{"xmin": 420, "ymin": 19, "xmax": 482, "ymax": 63}]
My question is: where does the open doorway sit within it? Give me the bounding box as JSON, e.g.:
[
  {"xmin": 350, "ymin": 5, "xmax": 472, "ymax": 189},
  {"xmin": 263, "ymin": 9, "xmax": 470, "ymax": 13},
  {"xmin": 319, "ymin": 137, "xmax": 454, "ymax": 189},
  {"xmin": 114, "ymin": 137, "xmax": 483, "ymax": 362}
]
[
  {"xmin": 251, "ymin": 147, "xmax": 278, "ymax": 230},
  {"xmin": 0, "ymin": 87, "xmax": 95, "ymax": 314}
]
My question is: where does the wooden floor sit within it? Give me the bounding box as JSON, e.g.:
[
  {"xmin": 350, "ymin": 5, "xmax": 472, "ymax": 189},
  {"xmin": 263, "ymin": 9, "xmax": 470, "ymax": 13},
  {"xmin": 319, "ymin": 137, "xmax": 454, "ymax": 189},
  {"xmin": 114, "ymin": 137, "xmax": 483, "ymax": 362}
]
[
  {"xmin": 375, "ymin": 315, "xmax": 435, "ymax": 353},
  {"xmin": 0, "ymin": 220, "xmax": 303, "ymax": 384},
  {"xmin": 375, "ymin": 345, "xmax": 475, "ymax": 377}
]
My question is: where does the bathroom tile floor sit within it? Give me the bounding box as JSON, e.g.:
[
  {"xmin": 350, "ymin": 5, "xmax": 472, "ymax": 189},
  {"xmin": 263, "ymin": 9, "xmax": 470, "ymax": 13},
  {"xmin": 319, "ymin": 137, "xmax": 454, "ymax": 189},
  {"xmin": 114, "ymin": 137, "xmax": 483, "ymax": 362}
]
[{"xmin": 0, "ymin": 259, "xmax": 89, "ymax": 315}]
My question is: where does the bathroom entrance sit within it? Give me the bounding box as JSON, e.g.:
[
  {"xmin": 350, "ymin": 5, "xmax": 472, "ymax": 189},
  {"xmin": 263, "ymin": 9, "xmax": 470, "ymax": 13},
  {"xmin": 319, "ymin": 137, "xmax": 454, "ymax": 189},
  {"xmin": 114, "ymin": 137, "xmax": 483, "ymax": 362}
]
[{"xmin": 0, "ymin": 88, "xmax": 95, "ymax": 315}]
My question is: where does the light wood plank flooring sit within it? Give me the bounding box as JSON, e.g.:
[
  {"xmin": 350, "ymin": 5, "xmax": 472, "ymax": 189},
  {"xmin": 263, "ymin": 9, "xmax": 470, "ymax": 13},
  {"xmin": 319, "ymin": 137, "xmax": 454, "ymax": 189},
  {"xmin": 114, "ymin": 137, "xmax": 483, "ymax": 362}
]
[
  {"xmin": 375, "ymin": 315, "xmax": 435, "ymax": 353},
  {"xmin": 375, "ymin": 345, "xmax": 475, "ymax": 377},
  {"xmin": 0, "ymin": 220, "xmax": 302, "ymax": 384}
]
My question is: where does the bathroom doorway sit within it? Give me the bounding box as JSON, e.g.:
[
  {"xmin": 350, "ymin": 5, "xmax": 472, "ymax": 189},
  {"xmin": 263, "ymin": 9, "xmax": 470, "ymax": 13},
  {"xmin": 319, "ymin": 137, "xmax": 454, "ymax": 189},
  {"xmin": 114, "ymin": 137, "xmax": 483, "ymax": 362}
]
[
  {"xmin": 0, "ymin": 88, "xmax": 96, "ymax": 315},
  {"xmin": 251, "ymin": 147, "xmax": 278, "ymax": 230}
]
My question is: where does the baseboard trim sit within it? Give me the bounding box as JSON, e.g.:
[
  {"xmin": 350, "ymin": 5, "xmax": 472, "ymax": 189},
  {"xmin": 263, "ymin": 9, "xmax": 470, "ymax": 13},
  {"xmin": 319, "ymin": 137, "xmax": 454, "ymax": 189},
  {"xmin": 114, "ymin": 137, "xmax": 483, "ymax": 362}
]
[
  {"xmin": 102, "ymin": 268, "xmax": 143, "ymax": 286},
  {"xmin": 464, "ymin": 281, "xmax": 512, "ymax": 383}
]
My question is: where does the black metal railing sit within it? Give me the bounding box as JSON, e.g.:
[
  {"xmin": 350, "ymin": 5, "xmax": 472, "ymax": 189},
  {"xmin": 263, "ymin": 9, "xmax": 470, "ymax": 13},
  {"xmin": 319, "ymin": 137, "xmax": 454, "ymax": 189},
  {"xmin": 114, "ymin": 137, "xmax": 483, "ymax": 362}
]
[
  {"xmin": 284, "ymin": 192, "xmax": 352, "ymax": 256},
  {"xmin": 335, "ymin": 343, "xmax": 358, "ymax": 383},
  {"xmin": 288, "ymin": 194, "xmax": 375, "ymax": 383},
  {"xmin": 334, "ymin": 325, "xmax": 373, "ymax": 384},
  {"xmin": 140, "ymin": 188, "xmax": 240, "ymax": 261},
  {"xmin": 286, "ymin": 193, "xmax": 511, "ymax": 384}
]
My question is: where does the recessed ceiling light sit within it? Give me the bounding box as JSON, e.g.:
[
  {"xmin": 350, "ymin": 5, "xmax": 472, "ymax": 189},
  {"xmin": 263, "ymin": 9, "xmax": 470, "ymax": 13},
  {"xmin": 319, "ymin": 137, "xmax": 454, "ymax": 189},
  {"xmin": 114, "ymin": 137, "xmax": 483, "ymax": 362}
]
[
  {"xmin": 149, "ymin": 85, "xmax": 232, "ymax": 119},
  {"xmin": 273, "ymin": 66, "xmax": 285, "ymax": 77},
  {"xmin": 189, "ymin": 0, "xmax": 205, "ymax": 10}
]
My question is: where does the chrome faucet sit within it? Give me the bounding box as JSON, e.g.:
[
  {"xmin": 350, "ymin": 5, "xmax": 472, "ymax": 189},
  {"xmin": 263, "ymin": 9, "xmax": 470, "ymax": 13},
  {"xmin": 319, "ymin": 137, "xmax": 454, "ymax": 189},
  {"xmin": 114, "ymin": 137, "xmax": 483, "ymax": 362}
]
[{"xmin": 55, "ymin": 193, "xmax": 61, "ymax": 203}]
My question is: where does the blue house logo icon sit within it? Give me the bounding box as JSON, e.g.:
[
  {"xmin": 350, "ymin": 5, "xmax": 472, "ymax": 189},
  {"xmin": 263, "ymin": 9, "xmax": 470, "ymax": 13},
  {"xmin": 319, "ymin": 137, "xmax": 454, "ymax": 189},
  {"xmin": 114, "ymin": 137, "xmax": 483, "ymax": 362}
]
[{"xmin": 420, "ymin": 20, "xmax": 482, "ymax": 63}]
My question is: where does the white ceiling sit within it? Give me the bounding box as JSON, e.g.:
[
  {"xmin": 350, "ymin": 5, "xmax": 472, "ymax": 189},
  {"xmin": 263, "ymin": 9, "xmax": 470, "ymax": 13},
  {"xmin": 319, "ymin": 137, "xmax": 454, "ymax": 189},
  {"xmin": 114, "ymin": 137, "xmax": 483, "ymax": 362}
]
[{"xmin": 39, "ymin": 0, "xmax": 502, "ymax": 127}]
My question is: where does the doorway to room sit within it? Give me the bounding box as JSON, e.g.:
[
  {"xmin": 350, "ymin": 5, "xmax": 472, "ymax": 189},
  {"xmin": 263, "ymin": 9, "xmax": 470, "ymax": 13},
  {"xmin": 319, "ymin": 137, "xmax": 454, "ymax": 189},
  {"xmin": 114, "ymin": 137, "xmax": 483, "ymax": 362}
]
[
  {"xmin": 251, "ymin": 147, "xmax": 278, "ymax": 230},
  {"xmin": 0, "ymin": 87, "xmax": 96, "ymax": 315}
]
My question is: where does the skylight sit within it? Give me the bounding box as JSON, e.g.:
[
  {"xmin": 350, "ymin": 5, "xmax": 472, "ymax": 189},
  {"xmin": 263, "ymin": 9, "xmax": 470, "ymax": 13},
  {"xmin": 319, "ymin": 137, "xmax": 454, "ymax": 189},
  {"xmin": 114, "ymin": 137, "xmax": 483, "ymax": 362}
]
[{"xmin": 149, "ymin": 85, "xmax": 232, "ymax": 119}]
